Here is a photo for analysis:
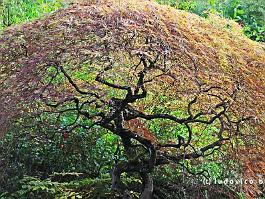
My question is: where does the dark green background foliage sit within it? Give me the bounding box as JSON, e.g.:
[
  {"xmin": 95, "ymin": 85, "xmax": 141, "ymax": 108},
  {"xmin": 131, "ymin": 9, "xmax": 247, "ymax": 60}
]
[{"xmin": 0, "ymin": 0, "xmax": 64, "ymax": 29}]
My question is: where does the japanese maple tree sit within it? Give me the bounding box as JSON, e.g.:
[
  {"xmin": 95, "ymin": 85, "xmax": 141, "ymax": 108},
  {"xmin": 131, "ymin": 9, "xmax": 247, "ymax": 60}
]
[{"xmin": 0, "ymin": 0, "xmax": 264, "ymax": 198}]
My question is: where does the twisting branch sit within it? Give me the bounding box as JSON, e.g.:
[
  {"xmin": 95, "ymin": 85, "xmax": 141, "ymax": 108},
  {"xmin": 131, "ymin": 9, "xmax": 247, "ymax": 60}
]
[
  {"xmin": 96, "ymin": 74, "xmax": 132, "ymax": 93},
  {"xmin": 39, "ymin": 55, "xmax": 251, "ymax": 199},
  {"xmin": 58, "ymin": 64, "xmax": 101, "ymax": 99}
]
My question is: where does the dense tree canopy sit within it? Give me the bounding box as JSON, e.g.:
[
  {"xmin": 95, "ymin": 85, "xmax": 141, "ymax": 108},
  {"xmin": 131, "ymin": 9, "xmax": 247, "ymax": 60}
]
[{"xmin": 0, "ymin": 0, "xmax": 264, "ymax": 198}]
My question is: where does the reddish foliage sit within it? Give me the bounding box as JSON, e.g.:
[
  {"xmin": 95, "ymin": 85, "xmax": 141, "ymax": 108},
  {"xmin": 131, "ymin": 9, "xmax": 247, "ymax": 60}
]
[{"xmin": 124, "ymin": 118, "xmax": 157, "ymax": 143}]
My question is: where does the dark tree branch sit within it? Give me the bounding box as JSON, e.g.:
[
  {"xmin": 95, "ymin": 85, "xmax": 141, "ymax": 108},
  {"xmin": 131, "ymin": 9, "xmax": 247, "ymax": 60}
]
[{"xmin": 40, "ymin": 58, "xmax": 251, "ymax": 199}]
